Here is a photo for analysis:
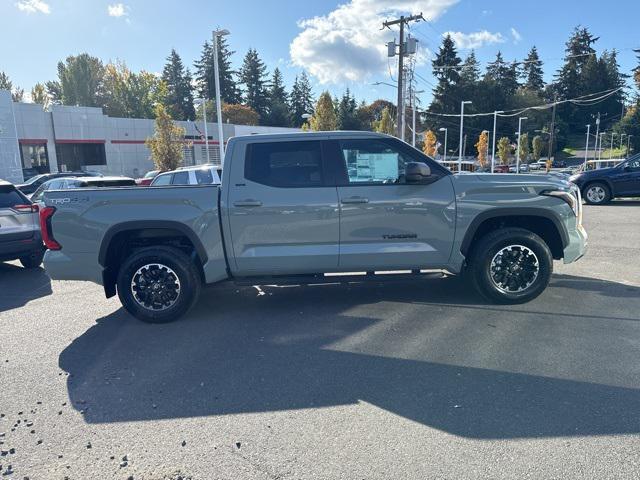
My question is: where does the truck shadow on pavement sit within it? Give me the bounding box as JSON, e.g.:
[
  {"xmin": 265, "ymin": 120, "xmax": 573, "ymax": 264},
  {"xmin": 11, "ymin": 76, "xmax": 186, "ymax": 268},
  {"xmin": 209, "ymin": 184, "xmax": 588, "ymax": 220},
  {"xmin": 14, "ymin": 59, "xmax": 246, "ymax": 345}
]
[
  {"xmin": 0, "ymin": 262, "xmax": 52, "ymax": 313},
  {"xmin": 59, "ymin": 274, "xmax": 640, "ymax": 440}
]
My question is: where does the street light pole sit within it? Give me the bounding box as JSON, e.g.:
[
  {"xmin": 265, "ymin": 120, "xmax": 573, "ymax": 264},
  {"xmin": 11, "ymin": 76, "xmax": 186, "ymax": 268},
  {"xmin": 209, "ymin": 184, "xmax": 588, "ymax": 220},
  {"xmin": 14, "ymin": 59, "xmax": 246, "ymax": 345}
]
[
  {"xmin": 195, "ymin": 98, "xmax": 210, "ymax": 165},
  {"xmin": 491, "ymin": 110, "xmax": 504, "ymax": 173},
  {"xmin": 599, "ymin": 132, "xmax": 605, "ymax": 161},
  {"xmin": 439, "ymin": 127, "xmax": 448, "ymax": 162},
  {"xmin": 610, "ymin": 132, "xmax": 616, "ymax": 159},
  {"xmin": 458, "ymin": 100, "xmax": 472, "ymax": 172},
  {"xmin": 516, "ymin": 117, "xmax": 528, "ymax": 174},
  {"xmin": 584, "ymin": 124, "xmax": 590, "ymax": 168},
  {"xmin": 213, "ymin": 28, "xmax": 229, "ymax": 166}
]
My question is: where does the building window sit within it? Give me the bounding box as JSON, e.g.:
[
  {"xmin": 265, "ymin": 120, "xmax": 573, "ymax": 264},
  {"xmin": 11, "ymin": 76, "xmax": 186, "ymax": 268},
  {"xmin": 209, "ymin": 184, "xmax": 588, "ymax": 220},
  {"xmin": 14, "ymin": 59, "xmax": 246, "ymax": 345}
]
[
  {"xmin": 200, "ymin": 145, "xmax": 220, "ymax": 165},
  {"xmin": 183, "ymin": 146, "xmax": 195, "ymax": 167},
  {"xmin": 20, "ymin": 143, "xmax": 50, "ymax": 179},
  {"xmin": 55, "ymin": 143, "xmax": 106, "ymax": 172}
]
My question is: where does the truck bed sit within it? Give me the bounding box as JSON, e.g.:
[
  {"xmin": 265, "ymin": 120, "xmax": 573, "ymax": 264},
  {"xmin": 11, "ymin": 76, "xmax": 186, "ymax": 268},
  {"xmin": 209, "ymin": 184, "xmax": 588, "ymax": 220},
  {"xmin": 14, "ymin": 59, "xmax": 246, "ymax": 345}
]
[{"xmin": 43, "ymin": 185, "xmax": 228, "ymax": 285}]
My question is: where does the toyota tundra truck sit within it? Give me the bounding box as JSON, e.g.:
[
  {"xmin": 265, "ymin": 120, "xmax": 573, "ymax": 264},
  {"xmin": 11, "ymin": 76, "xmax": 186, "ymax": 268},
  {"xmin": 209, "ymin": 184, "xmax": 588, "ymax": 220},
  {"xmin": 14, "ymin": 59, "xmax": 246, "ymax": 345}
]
[{"xmin": 41, "ymin": 132, "xmax": 587, "ymax": 323}]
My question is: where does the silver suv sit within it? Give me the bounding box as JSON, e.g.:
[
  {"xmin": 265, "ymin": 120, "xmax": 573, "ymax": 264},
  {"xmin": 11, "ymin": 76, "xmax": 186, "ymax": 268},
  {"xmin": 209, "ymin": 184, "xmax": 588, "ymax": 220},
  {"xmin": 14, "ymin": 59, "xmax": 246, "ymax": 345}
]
[
  {"xmin": 0, "ymin": 180, "xmax": 44, "ymax": 268},
  {"xmin": 151, "ymin": 165, "xmax": 221, "ymax": 186}
]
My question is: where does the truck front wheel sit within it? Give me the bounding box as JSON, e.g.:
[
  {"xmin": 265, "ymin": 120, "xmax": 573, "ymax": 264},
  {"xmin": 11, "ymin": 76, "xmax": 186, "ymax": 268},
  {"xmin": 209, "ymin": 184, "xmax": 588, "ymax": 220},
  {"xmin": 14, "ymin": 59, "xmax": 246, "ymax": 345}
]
[
  {"xmin": 467, "ymin": 228, "xmax": 553, "ymax": 304},
  {"xmin": 116, "ymin": 246, "xmax": 201, "ymax": 323}
]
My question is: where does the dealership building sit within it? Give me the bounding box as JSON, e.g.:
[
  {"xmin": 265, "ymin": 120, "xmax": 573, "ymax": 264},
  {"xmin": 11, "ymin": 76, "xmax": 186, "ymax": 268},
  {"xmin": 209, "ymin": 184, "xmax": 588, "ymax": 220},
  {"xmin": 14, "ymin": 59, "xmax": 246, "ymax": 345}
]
[{"xmin": 0, "ymin": 89, "xmax": 299, "ymax": 184}]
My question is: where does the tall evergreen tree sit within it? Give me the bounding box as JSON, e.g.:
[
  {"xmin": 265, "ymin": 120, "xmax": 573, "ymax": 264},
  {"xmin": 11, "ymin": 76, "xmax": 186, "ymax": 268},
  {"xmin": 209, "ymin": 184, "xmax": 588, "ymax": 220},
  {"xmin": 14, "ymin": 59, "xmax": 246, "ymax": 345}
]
[
  {"xmin": 290, "ymin": 72, "xmax": 314, "ymax": 127},
  {"xmin": 194, "ymin": 36, "xmax": 240, "ymax": 105},
  {"xmin": 309, "ymin": 91, "xmax": 337, "ymax": 131},
  {"xmin": 429, "ymin": 34, "xmax": 462, "ymax": 114},
  {"xmin": 460, "ymin": 50, "xmax": 480, "ymax": 85},
  {"xmin": 521, "ymin": 46, "xmax": 545, "ymax": 92},
  {"xmin": 264, "ymin": 67, "xmax": 290, "ymax": 127},
  {"xmin": 238, "ymin": 48, "xmax": 269, "ymax": 121},
  {"xmin": 161, "ymin": 49, "xmax": 195, "ymax": 120},
  {"xmin": 485, "ymin": 52, "xmax": 519, "ymax": 95},
  {"xmin": 337, "ymin": 88, "xmax": 360, "ymax": 130},
  {"xmin": 555, "ymin": 26, "xmax": 598, "ymax": 99}
]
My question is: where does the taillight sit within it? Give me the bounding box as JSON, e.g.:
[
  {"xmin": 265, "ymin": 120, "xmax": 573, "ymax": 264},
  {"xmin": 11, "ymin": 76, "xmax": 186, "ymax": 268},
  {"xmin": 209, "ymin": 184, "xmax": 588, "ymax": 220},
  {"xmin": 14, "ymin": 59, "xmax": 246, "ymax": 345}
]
[
  {"xmin": 39, "ymin": 206, "xmax": 62, "ymax": 250},
  {"xmin": 13, "ymin": 204, "xmax": 39, "ymax": 213}
]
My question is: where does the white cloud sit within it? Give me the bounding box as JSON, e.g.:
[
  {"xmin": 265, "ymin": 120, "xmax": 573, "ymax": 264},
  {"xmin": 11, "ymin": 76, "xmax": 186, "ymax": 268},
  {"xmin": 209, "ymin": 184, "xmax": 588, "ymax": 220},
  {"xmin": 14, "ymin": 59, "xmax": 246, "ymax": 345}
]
[
  {"xmin": 445, "ymin": 30, "xmax": 505, "ymax": 49},
  {"xmin": 107, "ymin": 3, "xmax": 129, "ymax": 17},
  {"xmin": 290, "ymin": 0, "xmax": 459, "ymax": 84},
  {"xmin": 15, "ymin": 0, "xmax": 50, "ymax": 14},
  {"xmin": 510, "ymin": 27, "xmax": 522, "ymax": 44}
]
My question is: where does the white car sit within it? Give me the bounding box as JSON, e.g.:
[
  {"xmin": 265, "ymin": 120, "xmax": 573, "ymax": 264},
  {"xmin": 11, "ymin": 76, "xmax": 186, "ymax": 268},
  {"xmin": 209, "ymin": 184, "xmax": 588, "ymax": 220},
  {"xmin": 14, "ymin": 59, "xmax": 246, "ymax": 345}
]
[{"xmin": 151, "ymin": 165, "xmax": 221, "ymax": 186}]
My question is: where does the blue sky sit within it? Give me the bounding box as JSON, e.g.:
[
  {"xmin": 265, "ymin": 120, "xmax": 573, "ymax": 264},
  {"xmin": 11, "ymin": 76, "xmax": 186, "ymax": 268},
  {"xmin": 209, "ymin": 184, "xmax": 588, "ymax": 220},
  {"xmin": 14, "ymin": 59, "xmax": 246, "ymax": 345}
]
[{"xmin": 1, "ymin": 0, "xmax": 639, "ymax": 107}]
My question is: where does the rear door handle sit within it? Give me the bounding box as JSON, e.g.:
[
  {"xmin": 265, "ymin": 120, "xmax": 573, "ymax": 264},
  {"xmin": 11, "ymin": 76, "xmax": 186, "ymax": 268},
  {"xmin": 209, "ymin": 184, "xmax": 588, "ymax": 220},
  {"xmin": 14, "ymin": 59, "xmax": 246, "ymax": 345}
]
[
  {"xmin": 234, "ymin": 199, "xmax": 263, "ymax": 207},
  {"xmin": 341, "ymin": 196, "xmax": 369, "ymax": 204}
]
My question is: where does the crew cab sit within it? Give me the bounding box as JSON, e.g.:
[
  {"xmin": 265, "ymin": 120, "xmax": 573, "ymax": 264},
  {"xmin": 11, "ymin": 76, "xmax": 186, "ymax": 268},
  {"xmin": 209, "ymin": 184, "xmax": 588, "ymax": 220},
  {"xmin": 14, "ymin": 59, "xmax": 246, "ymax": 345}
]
[
  {"xmin": 41, "ymin": 132, "xmax": 587, "ymax": 323},
  {"xmin": 569, "ymin": 154, "xmax": 640, "ymax": 204}
]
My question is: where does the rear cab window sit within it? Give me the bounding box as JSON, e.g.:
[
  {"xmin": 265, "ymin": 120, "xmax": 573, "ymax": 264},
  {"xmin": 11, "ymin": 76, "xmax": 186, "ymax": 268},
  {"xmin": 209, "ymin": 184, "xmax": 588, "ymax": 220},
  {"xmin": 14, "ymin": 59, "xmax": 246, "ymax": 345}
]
[{"xmin": 245, "ymin": 141, "xmax": 324, "ymax": 188}]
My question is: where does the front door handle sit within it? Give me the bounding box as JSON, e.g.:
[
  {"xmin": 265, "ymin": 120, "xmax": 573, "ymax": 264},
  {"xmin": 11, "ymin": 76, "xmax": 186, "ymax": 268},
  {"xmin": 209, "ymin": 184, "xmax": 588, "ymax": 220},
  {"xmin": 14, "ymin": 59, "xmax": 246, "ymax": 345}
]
[
  {"xmin": 234, "ymin": 199, "xmax": 263, "ymax": 207},
  {"xmin": 341, "ymin": 196, "xmax": 369, "ymax": 204}
]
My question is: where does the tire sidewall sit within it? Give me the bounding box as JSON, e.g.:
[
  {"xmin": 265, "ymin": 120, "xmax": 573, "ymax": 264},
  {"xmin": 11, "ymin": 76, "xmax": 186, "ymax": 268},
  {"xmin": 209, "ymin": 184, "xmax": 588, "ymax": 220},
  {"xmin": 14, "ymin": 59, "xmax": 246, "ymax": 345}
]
[
  {"xmin": 473, "ymin": 231, "xmax": 552, "ymax": 304},
  {"xmin": 117, "ymin": 247, "xmax": 200, "ymax": 323},
  {"xmin": 20, "ymin": 249, "xmax": 45, "ymax": 269},
  {"xmin": 583, "ymin": 182, "xmax": 610, "ymax": 205}
]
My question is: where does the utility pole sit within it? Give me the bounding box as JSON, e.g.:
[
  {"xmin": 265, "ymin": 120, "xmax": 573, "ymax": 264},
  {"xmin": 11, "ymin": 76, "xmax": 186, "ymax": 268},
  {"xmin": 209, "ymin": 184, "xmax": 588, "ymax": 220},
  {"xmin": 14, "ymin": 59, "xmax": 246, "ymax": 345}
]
[
  {"xmin": 401, "ymin": 67, "xmax": 407, "ymax": 141},
  {"xmin": 458, "ymin": 100, "xmax": 472, "ymax": 172},
  {"xmin": 383, "ymin": 13, "xmax": 424, "ymax": 139}
]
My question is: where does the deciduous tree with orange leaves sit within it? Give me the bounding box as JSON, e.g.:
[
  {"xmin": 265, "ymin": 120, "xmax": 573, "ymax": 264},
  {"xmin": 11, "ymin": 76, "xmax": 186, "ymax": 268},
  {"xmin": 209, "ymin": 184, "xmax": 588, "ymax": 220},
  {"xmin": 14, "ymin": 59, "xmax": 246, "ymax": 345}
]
[{"xmin": 422, "ymin": 130, "xmax": 437, "ymax": 157}]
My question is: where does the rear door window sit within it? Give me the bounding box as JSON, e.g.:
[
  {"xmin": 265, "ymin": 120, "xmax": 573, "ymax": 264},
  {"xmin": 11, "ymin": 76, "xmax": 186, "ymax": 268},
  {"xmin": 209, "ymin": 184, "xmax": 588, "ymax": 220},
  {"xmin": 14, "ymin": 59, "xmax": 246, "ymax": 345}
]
[
  {"xmin": 194, "ymin": 168, "xmax": 214, "ymax": 184},
  {"xmin": 171, "ymin": 171, "xmax": 190, "ymax": 185},
  {"xmin": 245, "ymin": 141, "xmax": 324, "ymax": 187}
]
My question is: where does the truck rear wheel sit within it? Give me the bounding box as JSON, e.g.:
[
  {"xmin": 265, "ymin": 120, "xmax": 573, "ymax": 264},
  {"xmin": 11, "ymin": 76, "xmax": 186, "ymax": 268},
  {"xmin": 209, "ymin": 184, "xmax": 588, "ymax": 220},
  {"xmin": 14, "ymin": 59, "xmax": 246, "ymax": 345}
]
[
  {"xmin": 117, "ymin": 246, "xmax": 201, "ymax": 323},
  {"xmin": 467, "ymin": 228, "xmax": 553, "ymax": 304}
]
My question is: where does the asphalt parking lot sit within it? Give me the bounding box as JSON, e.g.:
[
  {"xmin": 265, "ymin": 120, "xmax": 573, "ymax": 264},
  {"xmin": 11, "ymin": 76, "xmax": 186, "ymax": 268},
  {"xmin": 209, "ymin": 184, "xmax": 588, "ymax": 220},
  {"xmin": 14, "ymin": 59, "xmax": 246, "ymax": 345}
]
[{"xmin": 1, "ymin": 201, "xmax": 639, "ymax": 479}]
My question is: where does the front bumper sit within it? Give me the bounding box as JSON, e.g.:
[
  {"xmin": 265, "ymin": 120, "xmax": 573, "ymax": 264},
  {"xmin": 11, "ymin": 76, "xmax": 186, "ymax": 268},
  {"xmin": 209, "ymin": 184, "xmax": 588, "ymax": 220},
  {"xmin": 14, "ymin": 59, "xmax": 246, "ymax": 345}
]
[{"xmin": 563, "ymin": 223, "xmax": 588, "ymax": 264}]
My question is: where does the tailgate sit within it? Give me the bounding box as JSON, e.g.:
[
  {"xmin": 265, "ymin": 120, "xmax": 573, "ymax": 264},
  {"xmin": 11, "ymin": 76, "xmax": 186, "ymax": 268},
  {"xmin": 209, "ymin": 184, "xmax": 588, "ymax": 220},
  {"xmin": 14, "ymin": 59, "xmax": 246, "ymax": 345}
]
[{"xmin": 0, "ymin": 187, "xmax": 37, "ymax": 243}]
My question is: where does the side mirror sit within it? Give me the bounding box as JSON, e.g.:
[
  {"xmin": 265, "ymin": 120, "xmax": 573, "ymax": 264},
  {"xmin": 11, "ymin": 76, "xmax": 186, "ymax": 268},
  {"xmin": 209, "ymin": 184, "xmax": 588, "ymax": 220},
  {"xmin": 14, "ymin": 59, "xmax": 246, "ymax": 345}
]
[
  {"xmin": 623, "ymin": 165, "xmax": 632, "ymax": 172},
  {"xmin": 405, "ymin": 162, "xmax": 432, "ymax": 183}
]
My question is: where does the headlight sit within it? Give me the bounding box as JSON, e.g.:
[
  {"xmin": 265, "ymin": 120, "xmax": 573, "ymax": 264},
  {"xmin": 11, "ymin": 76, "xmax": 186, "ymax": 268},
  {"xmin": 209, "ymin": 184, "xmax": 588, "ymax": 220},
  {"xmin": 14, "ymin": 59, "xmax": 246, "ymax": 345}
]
[{"xmin": 541, "ymin": 189, "xmax": 580, "ymax": 217}]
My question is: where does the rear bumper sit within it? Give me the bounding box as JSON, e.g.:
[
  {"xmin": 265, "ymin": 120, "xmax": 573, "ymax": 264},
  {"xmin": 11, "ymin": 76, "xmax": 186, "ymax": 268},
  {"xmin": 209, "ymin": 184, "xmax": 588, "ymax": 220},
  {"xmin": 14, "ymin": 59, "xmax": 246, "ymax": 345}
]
[
  {"xmin": 0, "ymin": 235, "xmax": 43, "ymax": 262},
  {"xmin": 43, "ymin": 250, "xmax": 103, "ymax": 284},
  {"xmin": 563, "ymin": 223, "xmax": 588, "ymax": 264}
]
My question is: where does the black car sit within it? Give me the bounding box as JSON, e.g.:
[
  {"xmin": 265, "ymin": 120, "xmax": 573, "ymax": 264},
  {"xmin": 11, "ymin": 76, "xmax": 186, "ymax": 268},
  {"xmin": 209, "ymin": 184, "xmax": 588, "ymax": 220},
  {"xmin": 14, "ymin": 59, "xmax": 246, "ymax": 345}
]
[
  {"xmin": 569, "ymin": 154, "xmax": 640, "ymax": 204},
  {"xmin": 16, "ymin": 171, "xmax": 99, "ymax": 195}
]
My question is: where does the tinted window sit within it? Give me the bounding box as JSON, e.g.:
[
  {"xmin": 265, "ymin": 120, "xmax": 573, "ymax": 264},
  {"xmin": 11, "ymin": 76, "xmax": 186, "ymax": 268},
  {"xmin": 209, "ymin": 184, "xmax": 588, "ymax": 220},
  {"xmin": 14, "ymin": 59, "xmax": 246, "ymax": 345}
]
[
  {"xmin": 194, "ymin": 168, "xmax": 214, "ymax": 184},
  {"xmin": 171, "ymin": 171, "xmax": 190, "ymax": 185},
  {"xmin": 0, "ymin": 187, "xmax": 27, "ymax": 208},
  {"xmin": 340, "ymin": 139, "xmax": 415, "ymax": 184},
  {"xmin": 626, "ymin": 159, "xmax": 640, "ymax": 171},
  {"xmin": 245, "ymin": 141, "xmax": 323, "ymax": 187},
  {"xmin": 152, "ymin": 174, "xmax": 172, "ymax": 186}
]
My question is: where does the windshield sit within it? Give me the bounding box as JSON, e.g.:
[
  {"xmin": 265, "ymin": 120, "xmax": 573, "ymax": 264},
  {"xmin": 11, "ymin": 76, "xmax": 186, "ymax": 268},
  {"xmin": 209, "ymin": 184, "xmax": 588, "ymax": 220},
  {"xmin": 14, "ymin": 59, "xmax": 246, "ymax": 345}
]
[{"xmin": 144, "ymin": 170, "xmax": 159, "ymax": 178}]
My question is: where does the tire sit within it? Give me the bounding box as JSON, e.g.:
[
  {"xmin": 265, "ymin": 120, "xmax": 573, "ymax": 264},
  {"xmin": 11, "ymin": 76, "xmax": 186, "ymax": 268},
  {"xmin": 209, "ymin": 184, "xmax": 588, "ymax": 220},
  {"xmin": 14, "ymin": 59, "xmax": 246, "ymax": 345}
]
[
  {"xmin": 467, "ymin": 227, "xmax": 553, "ymax": 304},
  {"xmin": 583, "ymin": 182, "xmax": 611, "ymax": 205},
  {"xmin": 19, "ymin": 249, "xmax": 45, "ymax": 269},
  {"xmin": 116, "ymin": 246, "xmax": 201, "ymax": 323}
]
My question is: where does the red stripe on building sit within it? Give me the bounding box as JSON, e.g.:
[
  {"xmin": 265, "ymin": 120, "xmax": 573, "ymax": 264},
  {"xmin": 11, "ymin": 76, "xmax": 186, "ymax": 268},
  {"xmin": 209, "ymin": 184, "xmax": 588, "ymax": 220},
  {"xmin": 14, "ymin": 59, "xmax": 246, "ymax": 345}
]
[
  {"xmin": 19, "ymin": 139, "xmax": 48, "ymax": 145},
  {"xmin": 55, "ymin": 139, "xmax": 106, "ymax": 144},
  {"xmin": 110, "ymin": 140, "xmax": 221, "ymax": 145}
]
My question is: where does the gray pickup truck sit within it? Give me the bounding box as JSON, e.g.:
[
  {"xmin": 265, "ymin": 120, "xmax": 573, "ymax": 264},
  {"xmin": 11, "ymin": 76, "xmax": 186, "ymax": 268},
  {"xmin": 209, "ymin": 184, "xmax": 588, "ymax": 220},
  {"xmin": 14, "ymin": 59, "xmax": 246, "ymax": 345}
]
[{"xmin": 42, "ymin": 132, "xmax": 587, "ymax": 323}]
